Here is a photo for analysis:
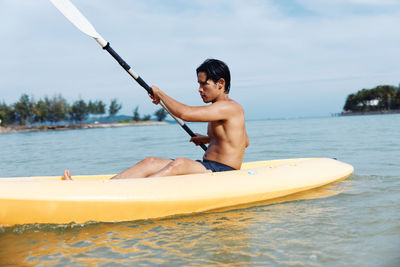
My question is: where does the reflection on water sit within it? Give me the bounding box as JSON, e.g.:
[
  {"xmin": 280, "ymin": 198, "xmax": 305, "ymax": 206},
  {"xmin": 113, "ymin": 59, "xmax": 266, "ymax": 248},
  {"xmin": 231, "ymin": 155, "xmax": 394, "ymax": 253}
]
[{"xmin": 0, "ymin": 182, "xmax": 346, "ymax": 266}]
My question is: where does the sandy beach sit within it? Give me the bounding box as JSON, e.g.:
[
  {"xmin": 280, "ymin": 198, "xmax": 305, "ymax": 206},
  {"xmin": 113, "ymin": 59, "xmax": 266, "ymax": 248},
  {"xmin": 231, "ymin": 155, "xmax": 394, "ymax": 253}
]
[{"xmin": 0, "ymin": 121, "xmax": 168, "ymax": 134}]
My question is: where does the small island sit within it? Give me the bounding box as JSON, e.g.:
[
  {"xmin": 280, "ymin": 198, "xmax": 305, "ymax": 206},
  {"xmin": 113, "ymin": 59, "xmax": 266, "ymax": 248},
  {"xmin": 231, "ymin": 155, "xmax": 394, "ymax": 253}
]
[
  {"xmin": 0, "ymin": 94, "xmax": 168, "ymax": 134},
  {"xmin": 340, "ymin": 84, "xmax": 400, "ymax": 116}
]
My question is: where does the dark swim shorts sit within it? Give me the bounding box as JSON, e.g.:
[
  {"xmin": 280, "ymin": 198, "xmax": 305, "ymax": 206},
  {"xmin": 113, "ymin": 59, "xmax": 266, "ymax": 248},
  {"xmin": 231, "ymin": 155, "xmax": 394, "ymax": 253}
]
[{"xmin": 197, "ymin": 159, "xmax": 235, "ymax": 172}]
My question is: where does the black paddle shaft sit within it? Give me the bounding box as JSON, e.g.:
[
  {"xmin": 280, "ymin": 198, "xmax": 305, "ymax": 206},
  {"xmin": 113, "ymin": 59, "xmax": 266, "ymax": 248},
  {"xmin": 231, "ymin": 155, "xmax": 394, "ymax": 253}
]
[
  {"xmin": 103, "ymin": 43, "xmax": 153, "ymax": 95},
  {"xmin": 102, "ymin": 42, "xmax": 207, "ymax": 151}
]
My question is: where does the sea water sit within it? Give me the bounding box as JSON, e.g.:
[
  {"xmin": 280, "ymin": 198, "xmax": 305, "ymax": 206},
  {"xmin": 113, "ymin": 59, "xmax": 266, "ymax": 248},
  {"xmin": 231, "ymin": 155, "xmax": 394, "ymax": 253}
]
[{"xmin": 0, "ymin": 115, "xmax": 399, "ymax": 266}]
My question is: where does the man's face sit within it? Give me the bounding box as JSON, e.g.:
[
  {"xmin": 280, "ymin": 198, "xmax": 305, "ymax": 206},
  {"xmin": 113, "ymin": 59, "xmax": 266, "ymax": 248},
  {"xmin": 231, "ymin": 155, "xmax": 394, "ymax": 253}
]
[{"xmin": 197, "ymin": 72, "xmax": 219, "ymax": 103}]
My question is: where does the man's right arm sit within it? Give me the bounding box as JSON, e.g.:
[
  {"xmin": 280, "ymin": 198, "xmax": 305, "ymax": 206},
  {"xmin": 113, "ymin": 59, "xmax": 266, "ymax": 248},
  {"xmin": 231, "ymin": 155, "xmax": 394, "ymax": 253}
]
[{"xmin": 150, "ymin": 86, "xmax": 234, "ymax": 123}]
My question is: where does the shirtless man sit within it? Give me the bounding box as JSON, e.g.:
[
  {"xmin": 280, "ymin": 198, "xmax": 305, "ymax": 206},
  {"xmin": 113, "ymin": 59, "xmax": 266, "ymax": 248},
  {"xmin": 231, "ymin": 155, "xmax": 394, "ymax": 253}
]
[{"xmin": 63, "ymin": 59, "xmax": 248, "ymax": 180}]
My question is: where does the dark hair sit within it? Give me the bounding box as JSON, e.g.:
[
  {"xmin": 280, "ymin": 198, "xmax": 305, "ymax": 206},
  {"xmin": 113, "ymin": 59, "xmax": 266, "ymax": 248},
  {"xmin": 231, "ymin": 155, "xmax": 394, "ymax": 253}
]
[{"xmin": 196, "ymin": 59, "xmax": 231, "ymax": 93}]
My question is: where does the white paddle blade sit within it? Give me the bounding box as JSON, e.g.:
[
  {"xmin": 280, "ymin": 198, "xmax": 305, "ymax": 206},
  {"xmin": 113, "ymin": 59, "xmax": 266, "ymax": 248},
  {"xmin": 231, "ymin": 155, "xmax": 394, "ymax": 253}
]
[{"xmin": 50, "ymin": 0, "xmax": 100, "ymax": 38}]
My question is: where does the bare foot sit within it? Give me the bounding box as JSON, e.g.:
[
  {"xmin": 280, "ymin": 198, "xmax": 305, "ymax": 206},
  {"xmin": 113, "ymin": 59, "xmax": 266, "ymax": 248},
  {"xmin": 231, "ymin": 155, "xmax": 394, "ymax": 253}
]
[{"xmin": 62, "ymin": 170, "xmax": 72, "ymax": 180}]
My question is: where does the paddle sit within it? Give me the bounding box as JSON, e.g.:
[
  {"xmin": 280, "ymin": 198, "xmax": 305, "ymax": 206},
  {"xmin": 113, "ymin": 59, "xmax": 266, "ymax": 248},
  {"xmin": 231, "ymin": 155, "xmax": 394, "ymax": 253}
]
[{"xmin": 49, "ymin": 0, "xmax": 207, "ymax": 151}]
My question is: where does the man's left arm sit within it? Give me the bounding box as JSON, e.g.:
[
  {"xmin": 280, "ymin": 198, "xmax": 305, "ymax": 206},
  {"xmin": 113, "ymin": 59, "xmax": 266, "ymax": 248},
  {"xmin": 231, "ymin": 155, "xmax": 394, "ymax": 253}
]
[{"xmin": 190, "ymin": 133, "xmax": 211, "ymax": 146}]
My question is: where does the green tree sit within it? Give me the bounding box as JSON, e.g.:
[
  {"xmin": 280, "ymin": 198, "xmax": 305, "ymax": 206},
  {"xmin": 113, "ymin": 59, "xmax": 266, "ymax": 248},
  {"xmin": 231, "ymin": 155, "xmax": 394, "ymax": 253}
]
[
  {"xmin": 375, "ymin": 85, "xmax": 396, "ymax": 110},
  {"xmin": 357, "ymin": 89, "xmax": 373, "ymax": 111},
  {"xmin": 394, "ymin": 86, "xmax": 400, "ymax": 109},
  {"xmin": 132, "ymin": 106, "xmax": 140, "ymax": 121},
  {"xmin": 48, "ymin": 95, "xmax": 68, "ymax": 123},
  {"xmin": 13, "ymin": 94, "xmax": 34, "ymax": 125},
  {"xmin": 109, "ymin": 99, "xmax": 122, "ymax": 120},
  {"xmin": 142, "ymin": 114, "xmax": 151, "ymax": 121},
  {"xmin": 69, "ymin": 99, "xmax": 89, "ymax": 122},
  {"xmin": 154, "ymin": 108, "xmax": 167, "ymax": 121},
  {"xmin": 95, "ymin": 100, "xmax": 106, "ymax": 116},
  {"xmin": 88, "ymin": 100, "xmax": 105, "ymax": 121},
  {"xmin": 0, "ymin": 102, "xmax": 15, "ymax": 126},
  {"xmin": 33, "ymin": 98, "xmax": 50, "ymax": 124},
  {"xmin": 88, "ymin": 100, "xmax": 97, "ymax": 115},
  {"xmin": 343, "ymin": 93, "xmax": 357, "ymax": 112},
  {"xmin": 343, "ymin": 84, "xmax": 399, "ymax": 112}
]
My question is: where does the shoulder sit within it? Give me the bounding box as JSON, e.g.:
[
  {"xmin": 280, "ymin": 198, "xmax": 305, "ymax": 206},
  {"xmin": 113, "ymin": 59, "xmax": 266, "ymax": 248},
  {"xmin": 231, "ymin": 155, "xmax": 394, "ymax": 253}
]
[
  {"xmin": 225, "ymin": 99, "xmax": 244, "ymax": 112},
  {"xmin": 212, "ymin": 99, "xmax": 244, "ymax": 116}
]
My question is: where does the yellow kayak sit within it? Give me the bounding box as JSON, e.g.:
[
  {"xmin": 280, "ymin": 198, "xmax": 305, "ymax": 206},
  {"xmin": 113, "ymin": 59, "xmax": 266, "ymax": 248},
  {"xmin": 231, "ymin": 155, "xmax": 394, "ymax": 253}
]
[{"xmin": 0, "ymin": 158, "xmax": 353, "ymax": 226}]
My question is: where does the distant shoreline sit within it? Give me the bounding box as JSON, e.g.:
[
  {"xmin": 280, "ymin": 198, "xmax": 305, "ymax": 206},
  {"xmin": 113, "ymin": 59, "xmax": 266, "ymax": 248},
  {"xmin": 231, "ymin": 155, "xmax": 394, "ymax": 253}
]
[
  {"xmin": 0, "ymin": 121, "xmax": 168, "ymax": 134},
  {"xmin": 339, "ymin": 109, "xmax": 400, "ymax": 116}
]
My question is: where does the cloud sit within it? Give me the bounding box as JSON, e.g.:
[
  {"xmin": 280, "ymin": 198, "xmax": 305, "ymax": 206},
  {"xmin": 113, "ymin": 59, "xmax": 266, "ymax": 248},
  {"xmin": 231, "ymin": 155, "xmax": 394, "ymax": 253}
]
[
  {"xmin": 296, "ymin": 0, "xmax": 400, "ymax": 16},
  {"xmin": 319, "ymin": 0, "xmax": 398, "ymax": 5},
  {"xmin": 1, "ymin": 0, "xmax": 399, "ymax": 118}
]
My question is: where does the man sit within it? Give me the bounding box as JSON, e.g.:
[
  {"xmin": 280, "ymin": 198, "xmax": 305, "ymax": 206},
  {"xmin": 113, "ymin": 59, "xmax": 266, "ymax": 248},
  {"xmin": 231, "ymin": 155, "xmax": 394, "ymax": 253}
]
[{"xmin": 63, "ymin": 59, "xmax": 248, "ymax": 180}]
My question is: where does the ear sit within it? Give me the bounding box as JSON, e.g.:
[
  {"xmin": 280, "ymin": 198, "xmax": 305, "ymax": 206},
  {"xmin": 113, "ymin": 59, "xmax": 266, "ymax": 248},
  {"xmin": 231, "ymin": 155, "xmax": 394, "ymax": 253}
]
[{"xmin": 217, "ymin": 78, "xmax": 225, "ymax": 90}]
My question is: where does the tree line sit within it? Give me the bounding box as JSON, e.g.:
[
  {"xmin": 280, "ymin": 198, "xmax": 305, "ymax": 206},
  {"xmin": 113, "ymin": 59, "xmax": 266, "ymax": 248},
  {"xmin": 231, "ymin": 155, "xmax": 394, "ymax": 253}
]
[
  {"xmin": 0, "ymin": 94, "xmax": 167, "ymax": 126},
  {"xmin": 343, "ymin": 84, "xmax": 400, "ymax": 112}
]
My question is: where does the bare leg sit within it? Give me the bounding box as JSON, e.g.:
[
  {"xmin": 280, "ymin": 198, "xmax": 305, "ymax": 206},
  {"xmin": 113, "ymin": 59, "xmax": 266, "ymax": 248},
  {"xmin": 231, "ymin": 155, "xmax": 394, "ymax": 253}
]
[
  {"xmin": 111, "ymin": 157, "xmax": 173, "ymax": 179},
  {"xmin": 62, "ymin": 157, "xmax": 210, "ymax": 180},
  {"xmin": 148, "ymin": 158, "xmax": 211, "ymax": 177},
  {"xmin": 63, "ymin": 170, "xmax": 72, "ymax": 180}
]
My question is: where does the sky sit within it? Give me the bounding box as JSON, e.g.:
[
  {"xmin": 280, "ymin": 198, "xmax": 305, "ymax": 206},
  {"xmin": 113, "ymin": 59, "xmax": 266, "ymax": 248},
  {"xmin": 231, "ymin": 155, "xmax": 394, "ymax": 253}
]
[{"xmin": 1, "ymin": 0, "xmax": 399, "ymax": 119}]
